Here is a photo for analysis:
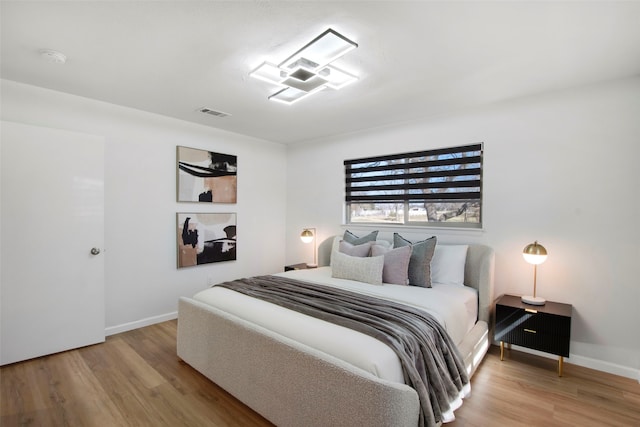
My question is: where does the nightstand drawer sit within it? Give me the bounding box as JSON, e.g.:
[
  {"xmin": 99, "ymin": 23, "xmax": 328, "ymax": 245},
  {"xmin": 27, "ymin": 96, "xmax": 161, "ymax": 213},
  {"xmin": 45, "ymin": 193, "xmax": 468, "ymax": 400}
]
[
  {"xmin": 496, "ymin": 305, "xmax": 571, "ymax": 336},
  {"xmin": 498, "ymin": 324, "xmax": 570, "ymax": 357},
  {"xmin": 521, "ymin": 311, "xmax": 570, "ymax": 337}
]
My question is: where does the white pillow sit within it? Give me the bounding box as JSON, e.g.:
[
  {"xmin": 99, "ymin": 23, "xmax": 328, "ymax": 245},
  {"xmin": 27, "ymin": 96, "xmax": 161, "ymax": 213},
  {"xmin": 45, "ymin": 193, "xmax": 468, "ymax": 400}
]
[
  {"xmin": 331, "ymin": 250, "xmax": 384, "ymax": 285},
  {"xmin": 430, "ymin": 245, "xmax": 468, "ymax": 286},
  {"xmin": 374, "ymin": 239, "xmax": 392, "ymax": 249}
]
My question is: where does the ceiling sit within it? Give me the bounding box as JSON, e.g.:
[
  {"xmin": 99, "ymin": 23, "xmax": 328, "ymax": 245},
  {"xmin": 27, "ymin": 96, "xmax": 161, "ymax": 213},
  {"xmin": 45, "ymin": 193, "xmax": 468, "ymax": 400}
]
[{"xmin": 2, "ymin": 1, "xmax": 640, "ymax": 145}]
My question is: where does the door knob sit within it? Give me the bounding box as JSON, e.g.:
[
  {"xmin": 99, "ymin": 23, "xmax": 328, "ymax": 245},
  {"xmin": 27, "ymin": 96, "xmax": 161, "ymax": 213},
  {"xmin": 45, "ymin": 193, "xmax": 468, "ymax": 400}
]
[{"xmin": 90, "ymin": 247, "xmax": 101, "ymax": 255}]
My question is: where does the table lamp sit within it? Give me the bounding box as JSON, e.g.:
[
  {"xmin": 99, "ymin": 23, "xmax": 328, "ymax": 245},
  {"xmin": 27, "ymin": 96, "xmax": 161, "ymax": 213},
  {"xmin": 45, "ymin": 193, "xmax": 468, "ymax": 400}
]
[
  {"xmin": 521, "ymin": 241, "xmax": 548, "ymax": 305},
  {"xmin": 300, "ymin": 228, "xmax": 317, "ymax": 267}
]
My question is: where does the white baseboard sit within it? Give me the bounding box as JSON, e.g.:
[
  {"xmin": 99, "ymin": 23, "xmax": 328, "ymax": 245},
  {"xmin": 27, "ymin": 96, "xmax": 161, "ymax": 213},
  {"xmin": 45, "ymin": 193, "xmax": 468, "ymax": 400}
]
[
  {"xmin": 105, "ymin": 311, "xmax": 178, "ymax": 337},
  {"xmin": 505, "ymin": 344, "xmax": 640, "ymax": 382},
  {"xmin": 568, "ymin": 353, "xmax": 640, "ymax": 383}
]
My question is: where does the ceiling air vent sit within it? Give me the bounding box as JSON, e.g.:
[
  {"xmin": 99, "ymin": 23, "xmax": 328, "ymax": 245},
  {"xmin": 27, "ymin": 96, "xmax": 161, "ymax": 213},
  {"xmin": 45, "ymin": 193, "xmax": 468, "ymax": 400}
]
[{"xmin": 197, "ymin": 107, "xmax": 231, "ymax": 118}]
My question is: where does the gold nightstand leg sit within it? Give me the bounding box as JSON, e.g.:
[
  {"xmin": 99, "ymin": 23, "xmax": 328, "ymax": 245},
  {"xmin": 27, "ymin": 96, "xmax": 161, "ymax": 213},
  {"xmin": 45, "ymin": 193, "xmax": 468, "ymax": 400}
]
[
  {"xmin": 500, "ymin": 341, "xmax": 504, "ymax": 361},
  {"xmin": 558, "ymin": 356, "xmax": 564, "ymax": 377}
]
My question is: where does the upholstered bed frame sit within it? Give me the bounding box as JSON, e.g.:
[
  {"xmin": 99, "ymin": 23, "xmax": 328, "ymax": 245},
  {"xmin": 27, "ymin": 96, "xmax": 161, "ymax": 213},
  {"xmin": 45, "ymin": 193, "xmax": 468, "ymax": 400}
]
[{"xmin": 177, "ymin": 244, "xmax": 495, "ymax": 427}]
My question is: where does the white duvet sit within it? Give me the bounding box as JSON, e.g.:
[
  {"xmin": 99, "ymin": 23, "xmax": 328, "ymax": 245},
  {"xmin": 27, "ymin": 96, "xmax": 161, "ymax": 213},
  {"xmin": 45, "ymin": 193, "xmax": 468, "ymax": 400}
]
[{"xmin": 193, "ymin": 266, "xmax": 478, "ymax": 385}]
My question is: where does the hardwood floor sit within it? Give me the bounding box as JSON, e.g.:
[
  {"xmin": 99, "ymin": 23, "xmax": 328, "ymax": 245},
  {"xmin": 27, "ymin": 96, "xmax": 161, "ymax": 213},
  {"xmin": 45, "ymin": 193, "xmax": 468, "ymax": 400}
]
[
  {"xmin": 1, "ymin": 320, "xmax": 272, "ymax": 427},
  {"xmin": 2, "ymin": 320, "xmax": 638, "ymax": 426},
  {"xmin": 449, "ymin": 347, "xmax": 640, "ymax": 427}
]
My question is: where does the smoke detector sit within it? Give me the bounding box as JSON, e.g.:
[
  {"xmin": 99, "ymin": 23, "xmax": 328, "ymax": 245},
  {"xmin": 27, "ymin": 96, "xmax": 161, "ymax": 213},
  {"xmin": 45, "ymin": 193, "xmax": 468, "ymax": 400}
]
[{"xmin": 40, "ymin": 49, "xmax": 67, "ymax": 64}]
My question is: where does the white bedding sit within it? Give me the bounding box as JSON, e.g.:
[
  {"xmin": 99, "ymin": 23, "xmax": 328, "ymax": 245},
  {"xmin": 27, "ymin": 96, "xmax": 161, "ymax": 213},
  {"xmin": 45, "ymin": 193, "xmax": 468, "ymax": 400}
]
[{"xmin": 192, "ymin": 266, "xmax": 478, "ymax": 385}]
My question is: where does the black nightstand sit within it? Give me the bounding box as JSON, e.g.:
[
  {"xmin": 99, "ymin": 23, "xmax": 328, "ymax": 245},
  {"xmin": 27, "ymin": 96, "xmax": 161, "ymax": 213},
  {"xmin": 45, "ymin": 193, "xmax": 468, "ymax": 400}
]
[
  {"xmin": 495, "ymin": 294, "xmax": 572, "ymax": 376},
  {"xmin": 284, "ymin": 263, "xmax": 316, "ymax": 272}
]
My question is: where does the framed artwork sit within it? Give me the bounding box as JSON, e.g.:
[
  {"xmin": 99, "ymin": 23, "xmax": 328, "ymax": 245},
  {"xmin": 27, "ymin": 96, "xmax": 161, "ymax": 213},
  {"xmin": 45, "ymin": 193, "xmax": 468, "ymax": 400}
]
[
  {"xmin": 177, "ymin": 213, "xmax": 237, "ymax": 268},
  {"xmin": 177, "ymin": 146, "xmax": 237, "ymax": 203}
]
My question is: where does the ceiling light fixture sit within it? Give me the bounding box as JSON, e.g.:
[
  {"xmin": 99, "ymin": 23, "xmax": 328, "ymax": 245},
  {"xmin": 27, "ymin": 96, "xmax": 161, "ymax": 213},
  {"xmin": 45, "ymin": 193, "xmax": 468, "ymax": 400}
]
[{"xmin": 249, "ymin": 28, "xmax": 358, "ymax": 105}]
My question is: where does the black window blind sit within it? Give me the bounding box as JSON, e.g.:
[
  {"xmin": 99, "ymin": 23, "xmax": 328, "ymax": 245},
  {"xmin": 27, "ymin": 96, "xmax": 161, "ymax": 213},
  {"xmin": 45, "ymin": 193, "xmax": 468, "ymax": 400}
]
[{"xmin": 345, "ymin": 143, "xmax": 483, "ymax": 204}]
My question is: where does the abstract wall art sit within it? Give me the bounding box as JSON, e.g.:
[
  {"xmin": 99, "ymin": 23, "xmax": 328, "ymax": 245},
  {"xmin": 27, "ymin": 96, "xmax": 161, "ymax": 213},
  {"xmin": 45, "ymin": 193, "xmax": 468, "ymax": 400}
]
[
  {"xmin": 177, "ymin": 146, "xmax": 237, "ymax": 203},
  {"xmin": 177, "ymin": 213, "xmax": 237, "ymax": 268}
]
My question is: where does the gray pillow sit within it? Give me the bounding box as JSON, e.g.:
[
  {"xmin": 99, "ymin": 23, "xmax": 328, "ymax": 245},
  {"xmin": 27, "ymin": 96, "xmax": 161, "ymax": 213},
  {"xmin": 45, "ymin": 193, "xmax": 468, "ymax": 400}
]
[
  {"xmin": 343, "ymin": 230, "xmax": 378, "ymax": 245},
  {"xmin": 371, "ymin": 244, "xmax": 412, "ymax": 286},
  {"xmin": 339, "ymin": 240, "xmax": 374, "ymax": 257},
  {"xmin": 393, "ymin": 233, "xmax": 437, "ymax": 287},
  {"xmin": 331, "ymin": 250, "xmax": 384, "ymax": 285}
]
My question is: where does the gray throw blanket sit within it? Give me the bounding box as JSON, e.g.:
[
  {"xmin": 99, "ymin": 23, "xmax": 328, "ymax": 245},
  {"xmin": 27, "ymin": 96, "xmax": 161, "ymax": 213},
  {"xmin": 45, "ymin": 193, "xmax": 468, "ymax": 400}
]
[{"xmin": 217, "ymin": 275, "xmax": 469, "ymax": 427}]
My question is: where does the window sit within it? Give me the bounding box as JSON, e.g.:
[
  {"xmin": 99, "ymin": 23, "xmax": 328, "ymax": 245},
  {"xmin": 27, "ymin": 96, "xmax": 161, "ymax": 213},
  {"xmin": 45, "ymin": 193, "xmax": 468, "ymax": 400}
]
[{"xmin": 345, "ymin": 143, "xmax": 483, "ymax": 228}]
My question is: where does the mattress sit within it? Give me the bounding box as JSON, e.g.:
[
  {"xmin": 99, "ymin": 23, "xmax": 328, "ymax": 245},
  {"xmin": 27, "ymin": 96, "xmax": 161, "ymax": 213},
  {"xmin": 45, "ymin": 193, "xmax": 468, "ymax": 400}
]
[{"xmin": 192, "ymin": 266, "xmax": 478, "ymax": 385}]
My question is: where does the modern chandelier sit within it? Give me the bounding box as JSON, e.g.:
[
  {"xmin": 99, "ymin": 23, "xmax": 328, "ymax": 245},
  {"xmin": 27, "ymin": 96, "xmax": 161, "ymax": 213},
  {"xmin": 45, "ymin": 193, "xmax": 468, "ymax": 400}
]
[{"xmin": 249, "ymin": 28, "xmax": 359, "ymax": 104}]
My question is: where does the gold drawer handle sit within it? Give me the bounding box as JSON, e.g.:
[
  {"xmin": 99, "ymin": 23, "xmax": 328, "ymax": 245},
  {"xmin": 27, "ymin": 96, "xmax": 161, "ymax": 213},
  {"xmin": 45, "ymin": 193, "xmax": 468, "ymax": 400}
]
[
  {"xmin": 524, "ymin": 329, "xmax": 537, "ymax": 334},
  {"xmin": 525, "ymin": 308, "xmax": 538, "ymax": 314}
]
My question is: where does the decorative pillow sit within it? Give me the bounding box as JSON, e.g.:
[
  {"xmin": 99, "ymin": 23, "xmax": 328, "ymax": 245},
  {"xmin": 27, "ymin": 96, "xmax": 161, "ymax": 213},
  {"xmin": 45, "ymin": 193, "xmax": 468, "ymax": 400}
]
[
  {"xmin": 431, "ymin": 245, "xmax": 468, "ymax": 286},
  {"xmin": 343, "ymin": 230, "xmax": 379, "ymax": 245},
  {"xmin": 371, "ymin": 244, "xmax": 412, "ymax": 286},
  {"xmin": 393, "ymin": 233, "xmax": 437, "ymax": 287},
  {"xmin": 331, "ymin": 250, "xmax": 384, "ymax": 285},
  {"xmin": 374, "ymin": 239, "xmax": 392, "ymax": 249},
  {"xmin": 339, "ymin": 240, "xmax": 374, "ymax": 257}
]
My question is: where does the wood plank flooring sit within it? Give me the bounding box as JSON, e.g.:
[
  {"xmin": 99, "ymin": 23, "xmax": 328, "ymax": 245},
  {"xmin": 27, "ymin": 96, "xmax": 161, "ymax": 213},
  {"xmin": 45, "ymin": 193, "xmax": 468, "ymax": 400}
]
[
  {"xmin": 2, "ymin": 320, "xmax": 638, "ymax": 426},
  {"xmin": 449, "ymin": 347, "xmax": 640, "ymax": 427}
]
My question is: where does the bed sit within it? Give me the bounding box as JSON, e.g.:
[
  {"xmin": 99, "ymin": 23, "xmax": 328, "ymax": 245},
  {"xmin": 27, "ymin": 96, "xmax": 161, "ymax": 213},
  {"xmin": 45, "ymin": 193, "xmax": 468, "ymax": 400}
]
[{"xmin": 177, "ymin": 237, "xmax": 495, "ymax": 427}]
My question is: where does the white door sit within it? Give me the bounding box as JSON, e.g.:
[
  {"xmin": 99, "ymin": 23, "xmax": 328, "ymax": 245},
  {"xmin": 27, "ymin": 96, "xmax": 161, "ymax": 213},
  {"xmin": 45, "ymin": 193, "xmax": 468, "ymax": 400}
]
[{"xmin": 1, "ymin": 121, "xmax": 105, "ymax": 365}]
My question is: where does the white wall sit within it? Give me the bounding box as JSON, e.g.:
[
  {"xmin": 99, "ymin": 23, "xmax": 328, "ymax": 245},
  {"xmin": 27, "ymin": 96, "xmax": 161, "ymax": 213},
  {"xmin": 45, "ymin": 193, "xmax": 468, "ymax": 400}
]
[
  {"xmin": 1, "ymin": 79, "xmax": 287, "ymax": 333},
  {"xmin": 286, "ymin": 77, "xmax": 640, "ymax": 379}
]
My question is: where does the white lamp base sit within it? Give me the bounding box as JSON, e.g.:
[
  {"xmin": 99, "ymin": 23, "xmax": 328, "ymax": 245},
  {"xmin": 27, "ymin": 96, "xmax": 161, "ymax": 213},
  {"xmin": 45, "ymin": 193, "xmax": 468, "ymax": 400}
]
[
  {"xmin": 521, "ymin": 295, "xmax": 546, "ymax": 305},
  {"xmin": 306, "ymin": 263, "xmax": 318, "ymax": 268}
]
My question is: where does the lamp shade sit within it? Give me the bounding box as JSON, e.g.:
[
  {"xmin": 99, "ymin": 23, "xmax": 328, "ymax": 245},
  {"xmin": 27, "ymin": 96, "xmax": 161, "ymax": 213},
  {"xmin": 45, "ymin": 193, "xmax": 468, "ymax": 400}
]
[
  {"xmin": 522, "ymin": 241, "xmax": 547, "ymax": 265},
  {"xmin": 300, "ymin": 229, "xmax": 314, "ymax": 243}
]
